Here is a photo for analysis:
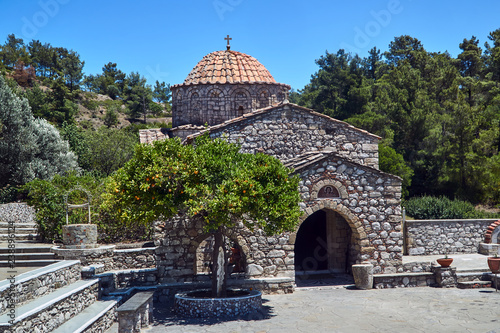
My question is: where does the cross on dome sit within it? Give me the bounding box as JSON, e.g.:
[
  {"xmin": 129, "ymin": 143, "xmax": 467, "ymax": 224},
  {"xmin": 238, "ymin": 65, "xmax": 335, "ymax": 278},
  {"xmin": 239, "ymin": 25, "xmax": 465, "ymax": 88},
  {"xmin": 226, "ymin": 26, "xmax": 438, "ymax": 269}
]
[{"xmin": 224, "ymin": 35, "xmax": 232, "ymax": 50}]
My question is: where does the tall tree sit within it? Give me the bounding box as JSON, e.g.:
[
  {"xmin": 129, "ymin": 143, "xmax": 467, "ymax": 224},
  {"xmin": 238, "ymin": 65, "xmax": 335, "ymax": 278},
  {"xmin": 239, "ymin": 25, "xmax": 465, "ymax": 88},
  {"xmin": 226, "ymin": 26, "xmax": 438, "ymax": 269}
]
[
  {"xmin": 0, "ymin": 75, "xmax": 78, "ymax": 187},
  {"xmin": 0, "ymin": 34, "xmax": 28, "ymax": 68},
  {"xmin": 61, "ymin": 50, "xmax": 84, "ymax": 92},
  {"xmin": 103, "ymin": 135, "xmax": 301, "ymax": 297}
]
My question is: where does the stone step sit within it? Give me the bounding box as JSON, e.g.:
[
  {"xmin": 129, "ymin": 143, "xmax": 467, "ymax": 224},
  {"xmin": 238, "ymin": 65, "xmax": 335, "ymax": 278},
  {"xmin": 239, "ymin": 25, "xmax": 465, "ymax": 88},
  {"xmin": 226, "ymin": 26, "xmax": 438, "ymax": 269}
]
[
  {"xmin": 52, "ymin": 297, "xmax": 119, "ymax": 333},
  {"xmin": 0, "ymin": 234, "xmax": 38, "ymax": 241},
  {"xmin": 0, "ymin": 252, "xmax": 56, "ymax": 261},
  {"xmin": 0, "ymin": 221, "xmax": 37, "ymax": 228},
  {"xmin": 457, "ymin": 281, "xmax": 493, "ymax": 289},
  {"xmin": 0, "ymin": 259, "xmax": 60, "ymax": 267},
  {"xmin": 456, "ymin": 271, "xmax": 491, "ymax": 283},
  {"xmin": 0, "ymin": 279, "xmax": 99, "ymax": 332},
  {"xmin": 0, "ymin": 246, "xmax": 53, "ymax": 254},
  {"xmin": 0, "ymin": 227, "xmax": 37, "ymax": 234},
  {"xmin": 0, "ymin": 260, "xmax": 81, "ymax": 313}
]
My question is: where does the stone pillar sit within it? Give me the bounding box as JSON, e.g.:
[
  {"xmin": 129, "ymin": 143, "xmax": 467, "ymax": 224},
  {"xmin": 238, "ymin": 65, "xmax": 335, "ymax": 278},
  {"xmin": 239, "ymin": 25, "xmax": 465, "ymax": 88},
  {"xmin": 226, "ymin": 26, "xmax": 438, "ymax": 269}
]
[
  {"xmin": 352, "ymin": 263, "xmax": 373, "ymax": 290},
  {"xmin": 433, "ymin": 266, "xmax": 457, "ymax": 288}
]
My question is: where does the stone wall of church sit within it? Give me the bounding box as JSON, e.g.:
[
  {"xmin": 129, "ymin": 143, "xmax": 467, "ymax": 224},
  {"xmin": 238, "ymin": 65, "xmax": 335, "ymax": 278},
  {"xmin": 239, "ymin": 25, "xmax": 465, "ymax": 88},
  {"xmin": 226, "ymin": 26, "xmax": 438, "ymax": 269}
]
[
  {"xmin": 204, "ymin": 103, "xmax": 380, "ymax": 168},
  {"xmin": 154, "ymin": 212, "xmax": 296, "ymax": 283},
  {"xmin": 154, "ymin": 155, "xmax": 402, "ymax": 284},
  {"xmin": 171, "ymin": 82, "xmax": 289, "ymax": 127},
  {"xmin": 296, "ymin": 155, "xmax": 403, "ymax": 274}
]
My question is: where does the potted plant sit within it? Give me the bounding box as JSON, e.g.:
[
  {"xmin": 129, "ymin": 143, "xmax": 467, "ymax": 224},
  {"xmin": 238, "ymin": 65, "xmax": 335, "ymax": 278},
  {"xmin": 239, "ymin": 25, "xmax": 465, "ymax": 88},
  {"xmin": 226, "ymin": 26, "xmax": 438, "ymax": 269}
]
[
  {"xmin": 436, "ymin": 254, "xmax": 453, "ymax": 268},
  {"xmin": 488, "ymin": 253, "xmax": 500, "ymax": 274}
]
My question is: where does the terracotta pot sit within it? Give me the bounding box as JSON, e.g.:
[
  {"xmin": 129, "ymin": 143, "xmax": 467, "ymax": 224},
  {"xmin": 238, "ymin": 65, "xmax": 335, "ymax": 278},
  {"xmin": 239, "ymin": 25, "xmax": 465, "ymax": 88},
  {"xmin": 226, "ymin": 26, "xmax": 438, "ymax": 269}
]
[
  {"xmin": 488, "ymin": 257, "xmax": 500, "ymax": 273},
  {"xmin": 436, "ymin": 258, "xmax": 453, "ymax": 268}
]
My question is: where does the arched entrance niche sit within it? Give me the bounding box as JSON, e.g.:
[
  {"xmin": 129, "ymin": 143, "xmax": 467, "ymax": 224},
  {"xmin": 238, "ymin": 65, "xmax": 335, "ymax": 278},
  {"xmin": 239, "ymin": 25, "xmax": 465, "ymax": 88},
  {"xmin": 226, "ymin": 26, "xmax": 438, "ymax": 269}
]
[
  {"xmin": 292, "ymin": 202, "xmax": 365, "ymax": 277},
  {"xmin": 192, "ymin": 233, "xmax": 248, "ymax": 276}
]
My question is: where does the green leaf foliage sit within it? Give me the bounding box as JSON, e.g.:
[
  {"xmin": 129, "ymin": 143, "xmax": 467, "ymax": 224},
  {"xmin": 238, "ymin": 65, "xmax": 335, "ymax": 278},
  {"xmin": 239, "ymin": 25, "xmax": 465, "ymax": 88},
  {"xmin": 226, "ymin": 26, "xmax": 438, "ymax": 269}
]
[
  {"xmin": 23, "ymin": 172, "xmax": 153, "ymax": 242},
  {"xmin": 403, "ymin": 195, "xmax": 494, "ymax": 220},
  {"xmin": 103, "ymin": 135, "xmax": 302, "ymax": 234},
  {"xmin": 0, "ymin": 75, "xmax": 78, "ymax": 187},
  {"xmin": 294, "ymin": 31, "xmax": 500, "ymax": 205}
]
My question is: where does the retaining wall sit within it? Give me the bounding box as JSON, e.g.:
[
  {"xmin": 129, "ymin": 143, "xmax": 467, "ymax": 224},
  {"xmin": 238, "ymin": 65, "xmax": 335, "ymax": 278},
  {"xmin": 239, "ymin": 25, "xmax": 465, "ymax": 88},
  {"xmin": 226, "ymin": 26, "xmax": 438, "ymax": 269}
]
[{"xmin": 405, "ymin": 219, "xmax": 497, "ymax": 255}]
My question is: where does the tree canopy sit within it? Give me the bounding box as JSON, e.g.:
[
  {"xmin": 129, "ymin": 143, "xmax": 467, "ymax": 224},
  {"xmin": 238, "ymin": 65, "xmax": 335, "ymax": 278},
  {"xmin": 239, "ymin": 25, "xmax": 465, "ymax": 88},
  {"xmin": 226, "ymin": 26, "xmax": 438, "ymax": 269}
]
[
  {"xmin": 0, "ymin": 75, "xmax": 78, "ymax": 187},
  {"xmin": 103, "ymin": 134, "xmax": 302, "ymax": 296},
  {"xmin": 295, "ymin": 30, "xmax": 500, "ymax": 204}
]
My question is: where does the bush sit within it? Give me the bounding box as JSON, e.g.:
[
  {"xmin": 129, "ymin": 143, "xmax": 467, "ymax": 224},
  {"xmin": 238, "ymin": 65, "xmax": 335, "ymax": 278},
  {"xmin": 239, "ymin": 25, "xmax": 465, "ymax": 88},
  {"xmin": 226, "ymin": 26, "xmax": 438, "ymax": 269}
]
[
  {"xmin": 403, "ymin": 196, "xmax": 487, "ymax": 219},
  {"xmin": 0, "ymin": 185, "xmax": 20, "ymax": 203},
  {"xmin": 23, "ymin": 172, "xmax": 153, "ymax": 242}
]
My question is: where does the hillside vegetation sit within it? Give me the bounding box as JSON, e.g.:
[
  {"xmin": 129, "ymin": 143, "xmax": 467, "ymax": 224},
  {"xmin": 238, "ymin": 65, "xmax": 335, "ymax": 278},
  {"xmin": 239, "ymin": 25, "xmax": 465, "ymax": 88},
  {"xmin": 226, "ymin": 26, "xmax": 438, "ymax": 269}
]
[{"xmin": 292, "ymin": 30, "xmax": 500, "ymax": 206}]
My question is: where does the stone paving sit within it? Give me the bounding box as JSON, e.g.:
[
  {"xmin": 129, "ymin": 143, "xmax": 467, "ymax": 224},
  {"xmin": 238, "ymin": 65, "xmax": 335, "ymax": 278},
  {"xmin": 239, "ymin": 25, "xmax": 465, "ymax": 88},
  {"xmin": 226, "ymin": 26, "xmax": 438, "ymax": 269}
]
[{"xmin": 142, "ymin": 286, "xmax": 500, "ymax": 333}]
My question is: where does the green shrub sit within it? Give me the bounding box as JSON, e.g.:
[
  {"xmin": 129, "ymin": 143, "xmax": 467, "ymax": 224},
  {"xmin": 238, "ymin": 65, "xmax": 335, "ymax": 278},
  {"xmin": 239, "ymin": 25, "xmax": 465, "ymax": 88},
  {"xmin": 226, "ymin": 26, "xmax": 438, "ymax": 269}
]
[
  {"xmin": 0, "ymin": 185, "xmax": 20, "ymax": 203},
  {"xmin": 23, "ymin": 172, "xmax": 153, "ymax": 243},
  {"xmin": 404, "ymin": 196, "xmax": 486, "ymax": 219}
]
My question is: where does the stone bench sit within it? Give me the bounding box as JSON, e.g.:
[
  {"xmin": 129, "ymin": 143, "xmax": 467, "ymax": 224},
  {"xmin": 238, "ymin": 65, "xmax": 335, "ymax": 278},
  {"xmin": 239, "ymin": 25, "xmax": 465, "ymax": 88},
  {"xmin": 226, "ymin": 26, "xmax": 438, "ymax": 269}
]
[{"xmin": 116, "ymin": 291, "xmax": 154, "ymax": 333}]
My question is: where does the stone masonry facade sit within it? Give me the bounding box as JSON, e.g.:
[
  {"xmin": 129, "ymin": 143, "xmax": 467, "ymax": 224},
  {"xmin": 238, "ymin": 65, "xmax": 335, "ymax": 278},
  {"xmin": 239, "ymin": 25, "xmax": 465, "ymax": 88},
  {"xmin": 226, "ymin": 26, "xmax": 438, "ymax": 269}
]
[
  {"xmin": 186, "ymin": 103, "xmax": 380, "ymax": 168},
  {"xmin": 150, "ymin": 103, "xmax": 403, "ymax": 282},
  {"xmin": 406, "ymin": 219, "xmax": 498, "ymax": 255},
  {"xmin": 172, "ymin": 82, "xmax": 290, "ymax": 128},
  {"xmin": 293, "ymin": 152, "xmax": 403, "ymax": 274}
]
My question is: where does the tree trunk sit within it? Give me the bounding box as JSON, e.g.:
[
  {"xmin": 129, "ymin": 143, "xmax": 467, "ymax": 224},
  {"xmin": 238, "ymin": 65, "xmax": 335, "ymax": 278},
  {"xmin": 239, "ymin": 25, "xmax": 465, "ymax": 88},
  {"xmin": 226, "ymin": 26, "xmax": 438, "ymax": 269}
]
[{"xmin": 211, "ymin": 228, "xmax": 227, "ymax": 298}]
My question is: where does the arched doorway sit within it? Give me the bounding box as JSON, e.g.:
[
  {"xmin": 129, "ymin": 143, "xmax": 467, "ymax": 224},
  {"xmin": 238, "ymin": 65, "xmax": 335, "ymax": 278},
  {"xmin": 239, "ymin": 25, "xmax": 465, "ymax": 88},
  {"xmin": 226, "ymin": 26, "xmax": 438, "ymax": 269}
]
[
  {"xmin": 294, "ymin": 208, "xmax": 353, "ymax": 278},
  {"xmin": 194, "ymin": 235, "xmax": 246, "ymax": 276}
]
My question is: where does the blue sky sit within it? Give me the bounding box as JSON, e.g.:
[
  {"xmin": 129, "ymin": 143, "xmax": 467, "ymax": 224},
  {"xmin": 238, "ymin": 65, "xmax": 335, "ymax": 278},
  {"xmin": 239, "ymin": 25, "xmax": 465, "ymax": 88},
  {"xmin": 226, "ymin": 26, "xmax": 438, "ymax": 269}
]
[{"xmin": 1, "ymin": 0, "xmax": 499, "ymax": 91}]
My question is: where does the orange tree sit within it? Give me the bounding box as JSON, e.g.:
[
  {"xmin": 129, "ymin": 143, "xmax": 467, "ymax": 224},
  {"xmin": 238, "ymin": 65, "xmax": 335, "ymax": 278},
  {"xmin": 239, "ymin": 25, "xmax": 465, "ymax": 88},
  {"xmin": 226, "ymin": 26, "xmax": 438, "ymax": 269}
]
[{"xmin": 102, "ymin": 134, "xmax": 302, "ymax": 297}]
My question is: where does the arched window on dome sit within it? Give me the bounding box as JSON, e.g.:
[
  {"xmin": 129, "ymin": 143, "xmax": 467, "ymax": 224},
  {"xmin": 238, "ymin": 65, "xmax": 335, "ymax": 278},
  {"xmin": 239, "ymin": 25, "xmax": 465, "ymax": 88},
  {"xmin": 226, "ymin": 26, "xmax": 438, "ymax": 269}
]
[
  {"xmin": 232, "ymin": 89, "xmax": 250, "ymax": 117},
  {"xmin": 258, "ymin": 90, "xmax": 269, "ymax": 109},
  {"xmin": 190, "ymin": 92, "xmax": 201, "ymax": 112}
]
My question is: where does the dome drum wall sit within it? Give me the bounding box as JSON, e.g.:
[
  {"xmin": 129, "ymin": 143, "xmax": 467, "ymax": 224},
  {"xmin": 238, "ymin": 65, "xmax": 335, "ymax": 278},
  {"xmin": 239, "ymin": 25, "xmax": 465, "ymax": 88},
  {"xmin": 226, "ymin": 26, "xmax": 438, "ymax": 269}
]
[
  {"xmin": 172, "ymin": 49, "xmax": 290, "ymax": 128},
  {"xmin": 171, "ymin": 82, "xmax": 290, "ymax": 127}
]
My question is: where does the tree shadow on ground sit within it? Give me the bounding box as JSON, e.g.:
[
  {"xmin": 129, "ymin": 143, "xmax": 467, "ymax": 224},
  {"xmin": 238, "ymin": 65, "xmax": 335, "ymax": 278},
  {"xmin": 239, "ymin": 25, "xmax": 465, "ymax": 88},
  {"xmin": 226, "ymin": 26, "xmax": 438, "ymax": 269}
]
[
  {"xmin": 294, "ymin": 273, "xmax": 354, "ymax": 288},
  {"xmin": 150, "ymin": 298, "xmax": 274, "ymax": 327}
]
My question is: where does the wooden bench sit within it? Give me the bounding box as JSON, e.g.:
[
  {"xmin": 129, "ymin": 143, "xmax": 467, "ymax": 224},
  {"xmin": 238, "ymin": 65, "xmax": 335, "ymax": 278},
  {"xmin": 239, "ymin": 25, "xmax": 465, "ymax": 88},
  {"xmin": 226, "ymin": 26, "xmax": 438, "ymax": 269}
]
[{"xmin": 116, "ymin": 291, "xmax": 154, "ymax": 333}]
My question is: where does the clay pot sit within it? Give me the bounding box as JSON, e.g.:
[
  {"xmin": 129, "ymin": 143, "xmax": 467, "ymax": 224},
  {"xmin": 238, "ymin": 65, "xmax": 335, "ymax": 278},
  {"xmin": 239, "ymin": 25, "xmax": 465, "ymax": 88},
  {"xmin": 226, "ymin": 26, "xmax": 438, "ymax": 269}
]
[
  {"xmin": 436, "ymin": 258, "xmax": 453, "ymax": 268},
  {"xmin": 488, "ymin": 257, "xmax": 500, "ymax": 274}
]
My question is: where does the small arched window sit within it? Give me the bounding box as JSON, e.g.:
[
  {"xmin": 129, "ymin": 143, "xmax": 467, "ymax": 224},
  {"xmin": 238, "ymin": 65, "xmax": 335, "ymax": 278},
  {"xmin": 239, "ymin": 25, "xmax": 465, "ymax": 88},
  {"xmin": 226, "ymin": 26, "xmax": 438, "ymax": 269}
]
[{"xmin": 317, "ymin": 185, "xmax": 340, "ymax": 198}]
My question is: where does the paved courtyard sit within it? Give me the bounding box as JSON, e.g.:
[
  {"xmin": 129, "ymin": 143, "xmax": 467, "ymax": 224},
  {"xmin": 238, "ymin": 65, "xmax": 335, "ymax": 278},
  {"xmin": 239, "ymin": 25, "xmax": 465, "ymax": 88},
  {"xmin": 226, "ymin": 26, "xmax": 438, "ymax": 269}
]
[{"xmin": 141, "ymin": 286, "xmax": 500, "ymax": 333}]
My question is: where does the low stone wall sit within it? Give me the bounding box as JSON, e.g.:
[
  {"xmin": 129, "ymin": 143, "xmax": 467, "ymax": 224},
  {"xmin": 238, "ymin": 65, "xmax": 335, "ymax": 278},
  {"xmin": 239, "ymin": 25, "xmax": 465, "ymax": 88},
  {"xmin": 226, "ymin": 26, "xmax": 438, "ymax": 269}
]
[
  {"xmin": 0, "ymin": 261, "xmax": 81, "ymax": 315},
  {"xmin": 0, "ymin": 203, "xmax": 35, "ymax": 223},
  {"xmin": 373, "ymin": 272, "xmax": 435, "ymax": 289},
  {"xmin": 53, "ymin": 246, "xmax": 156, "ymax": 272},
  {"xmin": 405, "ymin": 219, "xmax": 497, "ymax": 255},
  {"xmin": 3, "ymin": 281, "xmax": 98, "ymax": 333},
  {"xmin": 97, "ymin": 268, "xmax": 158, "ymax": 295}
]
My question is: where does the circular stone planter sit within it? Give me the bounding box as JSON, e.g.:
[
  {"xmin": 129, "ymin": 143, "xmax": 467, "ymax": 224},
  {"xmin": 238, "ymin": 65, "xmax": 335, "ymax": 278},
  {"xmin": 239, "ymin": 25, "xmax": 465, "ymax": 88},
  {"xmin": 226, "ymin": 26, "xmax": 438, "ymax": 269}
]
[
  {"xmin": 174, "ymin": 289, "xmax": 262, "ymax": 318},
  {"xmin": 62, "ymin": 224, "xmax": 98, "ymax": 249}
]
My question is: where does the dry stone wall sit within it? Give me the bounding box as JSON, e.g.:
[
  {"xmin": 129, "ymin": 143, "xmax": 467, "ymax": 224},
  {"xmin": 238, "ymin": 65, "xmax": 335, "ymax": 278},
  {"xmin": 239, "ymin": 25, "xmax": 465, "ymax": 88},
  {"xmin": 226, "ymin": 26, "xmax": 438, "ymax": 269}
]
[
  {"xmin": 154, "ymin": 212, "xmax": 296, "ymax": 283},
  {"xmin": 296, "ymin": 153, "xmax": 403, "ymax": 274},
  {"xmin": 171, "ymin": 82, "xmax": 289, "ymax": 127},
  {"xmin": 0, "ymin": 261, "xmax": 81, "ymax": 315},
  {"xmin": 54, "ymin": 247, "xmax": 156, "ymax": 272},
  {"xmin": 406, "ymin": 219, "xmax": 497, "ymax": 255},
  {"xmin": 196, "ymin": 103, "xmax": 380, "ymax": 168},
  {"xmin": 0, "ymin": 203, "xmax": 35, "ymax": 223}
]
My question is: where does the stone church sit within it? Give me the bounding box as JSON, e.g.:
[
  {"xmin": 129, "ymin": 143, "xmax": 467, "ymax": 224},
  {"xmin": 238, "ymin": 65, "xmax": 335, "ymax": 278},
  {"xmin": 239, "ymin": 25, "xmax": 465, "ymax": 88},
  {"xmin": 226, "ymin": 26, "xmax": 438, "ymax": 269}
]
[{"xmin": 140, "ymin": 39, "xmax": 403, "ymax": 288}]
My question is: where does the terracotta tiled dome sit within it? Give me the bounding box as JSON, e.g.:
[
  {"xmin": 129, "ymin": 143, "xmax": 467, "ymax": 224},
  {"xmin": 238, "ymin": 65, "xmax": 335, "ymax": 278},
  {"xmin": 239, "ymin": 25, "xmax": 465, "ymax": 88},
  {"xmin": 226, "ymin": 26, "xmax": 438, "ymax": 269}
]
[{"xmin": 183, "ymin": 50, "xmax": 276, "ymax": 85}]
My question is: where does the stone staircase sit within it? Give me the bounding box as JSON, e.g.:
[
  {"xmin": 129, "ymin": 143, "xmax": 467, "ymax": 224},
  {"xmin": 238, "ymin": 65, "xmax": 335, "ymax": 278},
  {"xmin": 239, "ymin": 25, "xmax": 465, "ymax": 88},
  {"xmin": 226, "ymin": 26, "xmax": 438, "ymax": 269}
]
[
  {"xmin": 0, "ymin": 260, "xmax": 120, "ymax": 332},
  {"xmin": 0, "ymin": 246, "xmax": 58, "ymax": 267},
  {"xmin": 0, "ymin": 203, "xmax": 38, "ymax": 241},
  {"xmin": 0, "ymin": 221, "xmax": 38, "ymax": 241},
  {"xmin": 456, "ymin": 269, "xmax": 496, "ymax": 289}
]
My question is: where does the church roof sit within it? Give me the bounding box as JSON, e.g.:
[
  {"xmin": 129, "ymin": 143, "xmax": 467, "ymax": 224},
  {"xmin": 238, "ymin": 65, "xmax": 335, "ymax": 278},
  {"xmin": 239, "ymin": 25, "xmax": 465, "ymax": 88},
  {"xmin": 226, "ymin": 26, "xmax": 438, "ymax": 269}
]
[
  {"xmin": 284, "ymin": 151, "xmax": 402, "ymax": 181},
  {"xmin": 182, "ymin": 50, "xmax": 277, "ymax": 85},
  {"xmin": 184, "ymin": 102, "xmax": 381, "ymax": 143}
]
